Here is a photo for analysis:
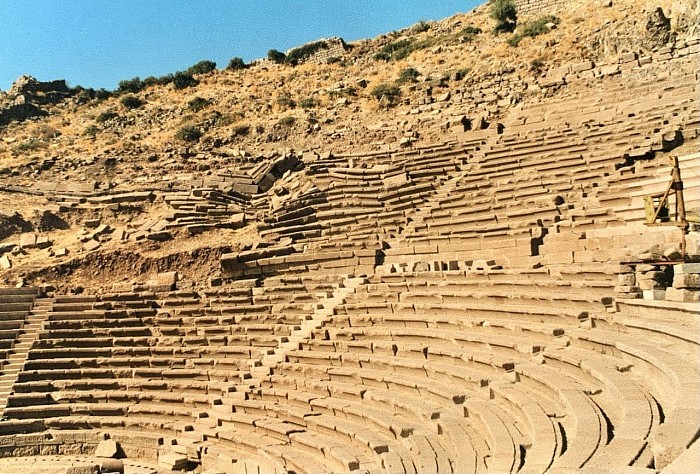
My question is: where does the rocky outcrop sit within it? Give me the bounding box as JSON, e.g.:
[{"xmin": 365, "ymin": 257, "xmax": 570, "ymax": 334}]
[{"xmin": 0, "ymin": 75, "xmax": 73, "ymax": 127}]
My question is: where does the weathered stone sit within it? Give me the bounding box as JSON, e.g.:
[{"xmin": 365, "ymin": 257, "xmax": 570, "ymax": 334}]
[
  {"xmin": 665, "ymin": 287, "xmax": 700, "ymax": 302},
  {"xmin": 94, "ymin": 439, "xmax": 118, "ymax": 458},
  {"xmin": 159, "ymin": 452, "xmax": 188, "ymax": 470},
  {"xmin": 0, "ymin": 255, "xmax": 11, "ymax": 270},
  {"xmin": 65, "ymin": 465, "xmax": 99, "ymax": 474},
  {"xmin": 673, "ymin": 273, "xmax": 700, "ymax": 289},
  {"xmin": 674, "ymin": 263, "xmax": 700, "ymax": 274}
]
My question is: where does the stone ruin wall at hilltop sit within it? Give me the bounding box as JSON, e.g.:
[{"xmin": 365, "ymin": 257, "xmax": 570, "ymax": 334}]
[{"xmin": 514, "ymin": 0, "xmax": 569, "ymax": 16}]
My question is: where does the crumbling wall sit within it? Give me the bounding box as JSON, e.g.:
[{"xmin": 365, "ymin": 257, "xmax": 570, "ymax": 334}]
[{"xmin": 514, "ymin": 0, "xmax": 568, "ymax": 16}]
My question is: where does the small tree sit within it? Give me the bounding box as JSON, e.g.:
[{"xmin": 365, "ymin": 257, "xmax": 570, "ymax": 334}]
[
  {"xmin": 268, "ymin": 49, "xmax": 286, "ymax": 64},
  {"xmin": 175, "ymin": 125, "xmax": 202, "ymax": 142},
  {"xmin": 187, "ymin": 60, "xmax": 217, "ymax": 75},
  {"xmin": 172, "ymin": 71, "xmax": 199, "ymax": 90},
  {"xmin": 491, "ymin": 0, "xmax": 518, "ymax": 33},
  {"xmin": 397, "ymin": 67, "xmax": 421, "ymax": 84},
  {"xmin": 120, "ymin": 95, "xmax": 143, "ymax": 109},
  {"xmin": 226, "ymin": 57, "xmax": 247, "ymax": 70},
  {"xmin": 117, "ymin": 77, "xmax": 144, "ymax": 94},
  {"xmin": 371, "ymin": 83, "xmax": 401, "ymax": 107}
]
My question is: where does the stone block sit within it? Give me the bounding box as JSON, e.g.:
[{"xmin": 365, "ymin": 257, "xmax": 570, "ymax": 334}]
[
  {"xmin": 159, "ymin": 452, "xmax": 188, "ymax": 470},
  {"xmin": 65, "ymin": 465, "xmax": 99, "ymax": 474},
  {"xmin": 643, "ymin": 290, "xmax": 666, "ymax": 300},
  {"xmin": 674, "ymin": 263, "xmax": 700, "ymax": 274},
  {"xmin": 0, "ymin": 255, "xmax": 11, "ymax": 270},
  {"xmin": 638, "ymin": 279, "xmax": 665, "ymax": 290},
  {"xmin": 95, "ymin": 439, "xmax": 118, "ymax": 458},
  {"xmin": 83, "ymin": 240, "xmax": 101, "ymax": 252},
  {"xmin": 618, "ymin": 273, "xmax": 635, "ymax": 285},
  {"xmin": 665, "ymin": 287, "xmax": 700, "ymax": 302},
  {"xmin": 19, "ymin": 233, "xmax": 37, "ymax": 248},
  {"xmin": 672, "ymin": 273, "xmax": 700, "ymax": 289},
  {"xmin": 571, "ymin": 60, "xmax": 594, "ymax": 72}
]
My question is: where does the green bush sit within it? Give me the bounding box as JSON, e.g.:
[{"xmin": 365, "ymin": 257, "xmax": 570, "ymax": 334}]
[
  {"xmin": 277, "ymin": 92, "xmax": 296, "ymax": 110},
  {"xmin": 120, "ymin": 95, "xmax": 143, "ymax": 109},
  {"xmin": 411, "ymin": 21, "xmax": 431, "ymax": 34},
  {"xmin": 172, "ymin": 71, "xmax": 199, "ymax": 90},
  {"xmin": 276, "ymin": 116, "xmax": 296, "ymax": 127},
  {"xmin": 188, "ymin": 97, "xmax": 212, "ymax": 111},
  {"xmin": 396, "ymin": 67, "xmax": 420, "ymax": 85},
  {"xmin": 326, "ymin": 56, "xmax": 341, "ymax": 65},
  {"xmin": 96, "ymin": 110, "xmax": 119, "ymax": 123},
  {"xmin": 300, "ymin": 97, "xmax": 319, "ymax": 109},
  {"xmin": 268, "ymin": 49, "xmax": 286, "ymax": 64},
  {"xmin": 175, "ymin": 125, "xmax": 202, "ymax": 142},
  {"xmin": 187, "ymin": 60, "xmax": 217, "ymax": 75},
  {"xmin": 286, "ymin": 40, "xmax": 329, "ymax": 65},
  {"xmin": 143, "ymin": 75, "xmax": 174, "ymax": 87},
  {"xmin": 371, "ymin": 83, "xmax": 401, "ymax": 106},
  {"xmin": 84, "ymin": 125, "xmax": 99, "ymax": 137},
  {"xmin": 461, "ymin": 25, "xmax": 483, "ymax": 42},
  {"xmin": 232, "ymin": 124, "xmax": 250, "ymax": 137},
  {"xmin": 374, "ymin": 39, "xmax": 413, "ymax": 62},
  {"xmin": 491, "ymin": 0, "xmax": 518, "ymax": 33},
  {"xmin": 117, "ymin": 77, "xmax": 145, "ymax": 94},
  {"xmin": 507, "ymin": 15, "xmax": 560, "ymax": 46},
  {"xmin": 226, "ymin": 57, "xmax": 247, "ymax": 70}
]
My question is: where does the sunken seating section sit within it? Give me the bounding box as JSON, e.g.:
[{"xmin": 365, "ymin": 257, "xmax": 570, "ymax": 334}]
[{"xmin": 0, "ymin": 267, "xmax": 697, "ymax": 471}]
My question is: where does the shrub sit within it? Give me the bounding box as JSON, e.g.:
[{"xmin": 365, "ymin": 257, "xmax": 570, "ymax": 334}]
[
  {"xmin": 329, "ymin": 86, "xmax": 358, "ymax": 99},
  {"xmin": 117, "ymin": 77, "xmax": 145, "ymax": 94},
  {"xmin": 187, "ymin": 60, "xmax": 217, "ymax": 75},
  {"xmin": 84, "ymin": 125, "xmax": 99, "ymax": 137},
  {"xmin": 508, "ymin": 15, "xmax": 560, "ymax": 47},
  {"xmin": 226, "ymin": 57, "xmax": 247, "ymax": 70},
  {"xmin": 175, "ymin": 125, "xmax": 202, "ymax": 142},
  {"xmin": 286, "ymin": 40, "xmax": 329, "ymax": 65},
  {"xmin": 411, "ymin": 21, "xmax": 431, "ymax": 34},
  {"xmin": 396, "ymin": 67, "xmax": 420, "ymax": 85},
  {"xmin": 96, "ymin": 110, "xmax": 119, "ymax": 123},
  {"xmin": 461, "ymin": 25, "xmax": 483, "ymax": 42},
  {"xmin": 326, "ymin": 56, "xmax": 341, "ymax": 65},
  {"xmin": 268, "ymin": 49, "xmax": 286, "ymax": 64},
  {"xmin": 232, "ymin": 124, "xmax": 250, "ymax": 137},
  {"xmin": 300, "ymin": 97, "xmax": 319, "ymax": 109},
  {"xmin": 120, "ymin": 95, "xmax": 143, "ymax": 109},
  {"xmin": 276, "ymin": 116, "xmax": 296, "ymax": 127},
  {"xmin": 374, "ymin": 39, "xmax": 413, "ymax": 62},
  {"xmin": 521, "ymin": 15, "xmax": 560, "ymax": 37},
  {"xmin": 172, "ymin": 71, "xmax": 199, "ymax": 90},
  {"xmin": 14, "ymin": 139, "xmax": 48, "ymax": 153},
  {"xmin": 491, "ymin": 0, "xmax": 517, "ymax": 33},
  {"xmin": 370, "ymin": 83, "xmax": 401, "ymax": 106},
  {"xmin": 188, "ymin": 97, "xmax": 212, "ymax": 111},
  {"xmin": 277, "ymin": 92, "xmax": 296, "ymax": 110},
  {"xmin": 143, "ymin": 75, "xmax": 174, "ymax": 87}
]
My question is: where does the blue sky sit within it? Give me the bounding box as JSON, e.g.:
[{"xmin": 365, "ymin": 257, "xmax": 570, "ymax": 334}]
[{"xmin": 0, "ymin": 1, "xmax": 480, "ymax": 92}]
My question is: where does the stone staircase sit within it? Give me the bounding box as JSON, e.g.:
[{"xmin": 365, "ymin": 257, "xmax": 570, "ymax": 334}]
[
  {"xmin": 251, "ymin": 276, "xmax": 368, "ymax": 374},
  {"xmin": 0, "ymin": 298, "xmax": 51, "ymax": 414}
]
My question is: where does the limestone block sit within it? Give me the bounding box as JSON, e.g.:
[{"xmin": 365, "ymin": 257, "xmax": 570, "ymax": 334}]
[
  {"xmin": 672, "ymin": 273, "xmax": 700, "ymax": 289},
  {"xmin": 94, "ymin": 439, "xmax": 118, "ymax": 458},
  {"xmin": 665, "ymin": 287, "xmax": 700, "ymax": 302},
  {"xmin": 19, "ymin": 233, "xmax": 37, "ymax": 248},
  {"xmin": 618, "ymin": 273, "xmax": 636, "ymax": 286},
  {"xmin": 674, "ymin": 263, "xmax": 700, "ymax": 274},
  {"xmin": 65, "ymin": 465, "xmax": 99, "ymax": 474},
  {"xmin": 643, "ymin": 290, "xmax": 666, "ymax": 300},
  {"xmin": 638, "ymin": 279, "xmax": 664, "ymax": 290},
  {"xmin": 159, "ymin": 452, "xmax": 188, "ymax": 470},
  {"xmin": 83, "ymin": 240, "xmax": 101, "ymax": 252},
  {"xmin": 0, "ymin": 255, "xmax": 11, "ymax": 270}
]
